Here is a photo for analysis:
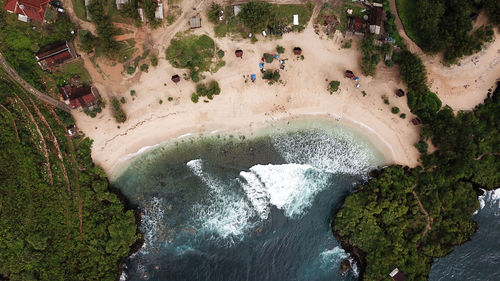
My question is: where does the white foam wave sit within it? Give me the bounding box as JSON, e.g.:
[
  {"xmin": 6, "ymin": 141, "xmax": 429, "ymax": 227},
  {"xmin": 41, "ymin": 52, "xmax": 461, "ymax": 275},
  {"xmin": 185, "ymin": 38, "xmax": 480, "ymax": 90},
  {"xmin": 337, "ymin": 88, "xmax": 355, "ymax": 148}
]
[
  {"xmin": 319, "ymin": 246, "xmax": 348, "ymax": 272},
  {"xmin": 271, "ymin": 128, "xmax": 379, "ymax": 175},
  {"xmin": 187, "ymin": 159, "xmax": 255, "ymax": 243},
  {"xmin": 241, "ymin": 164, "xmax": 329, "ymax": 218},
  {"xmin": 476, "ymin": 188, "xmax": 500, "ymax": 215},
  {"xmin": 139, "ymin": 197, "xmax": 165, "ymax": 254}
]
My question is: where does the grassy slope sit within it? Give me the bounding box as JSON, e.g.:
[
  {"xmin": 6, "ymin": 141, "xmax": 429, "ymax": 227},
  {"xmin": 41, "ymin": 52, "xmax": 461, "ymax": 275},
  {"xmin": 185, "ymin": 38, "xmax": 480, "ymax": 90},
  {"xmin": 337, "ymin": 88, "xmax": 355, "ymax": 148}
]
[{"xmin": 395, "ymin": 0, "xmax": 421, "ymax": 46}]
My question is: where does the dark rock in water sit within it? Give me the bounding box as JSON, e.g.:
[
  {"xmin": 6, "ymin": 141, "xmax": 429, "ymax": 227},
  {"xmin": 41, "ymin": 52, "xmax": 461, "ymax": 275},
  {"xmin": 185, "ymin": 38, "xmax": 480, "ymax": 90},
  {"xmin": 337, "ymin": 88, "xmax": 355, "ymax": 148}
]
[{"xmin": 341, "ymin": 259, "xmax": 351, "ymax": 274}]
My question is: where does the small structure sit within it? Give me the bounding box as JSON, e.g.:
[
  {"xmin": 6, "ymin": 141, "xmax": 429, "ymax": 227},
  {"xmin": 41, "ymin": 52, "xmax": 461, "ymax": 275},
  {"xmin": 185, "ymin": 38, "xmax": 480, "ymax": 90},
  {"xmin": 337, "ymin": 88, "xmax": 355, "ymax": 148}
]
[
  {"xmin": 4, "ymin": 0, "xmax": 50, "ymax": 22},
  {"xmin": 250, "ymin": 74, "xmax": 256, "ymax": 82},
  {"xmin": 67, "ymin": 125, "xmax": 78, "ymax": 137},
  {"xmin": 345, "ymin": 70, "xmax": 355, "ymax": 79},
  {"xmin": 259, "ymin": 63, "xmax": 264, "ymax": 69},
  {"xmin": 369, "ymin": 7, "xmax": 383, "ymax": 35},
  {"xmin": 116, "ymin": 0, "xmax": 128, "ymax": 10},
  {"xmin": 293, "ymin": 47, "xmax": 302, "ymax": 55},
  {"xmin": 235, "ymin": 49, "xmax": 243, "ymax": 58},
  {"xmin": 171, "ymin": 74, "xmax": 180, "ymax": 84},
  {"xmin": 233, "ymin": 5, "xmax": 241, "ymax": 16},
  {"xmin": 59, "ymin": 85, "xmax": 98, "ymax": 109},
  {"xmin": 35, "ymin": 41, "xmax": 77, "ymax": 70},
  {"xmin": 154, "ymin": 0, "xmax": 163, "ymax": 19},
  {"xmin": 396, "ymin": 89, "xmax": 405, "ymax": 97},
  {"xmin": 411, "ymin": 117, "xmax": 422, "ymax": 125},
  {"xmin": 389, "ymin": 268, "xmax": 407, "ymax": 281},
  {"xmin": 293, "ymin": 14, "xmax": 299, "ymax": 26},
  {"xmin": 189, "ymin": 16, "xmax": 201, "ymax": 29}
]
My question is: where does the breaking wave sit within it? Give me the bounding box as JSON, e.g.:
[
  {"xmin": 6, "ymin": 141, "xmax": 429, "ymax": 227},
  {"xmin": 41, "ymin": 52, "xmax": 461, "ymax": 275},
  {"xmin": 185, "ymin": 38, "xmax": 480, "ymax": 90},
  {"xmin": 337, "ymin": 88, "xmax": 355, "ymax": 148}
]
[
  {"xmin": 139, "ymin": 197, "xmax": 165, "ymax": 255},
  {"xmin": 271, "ymin": 128, "xmax": 378, "ymax": 175},
  {"xmin": 477, "ymin": 188, "xmax": 500, "ymax": 215},
  {"xmin": 319, "ymin": 247, "xmax": 348, "ymax": 272},
  {"xmin": 240, "ymin": 164, "xmax": 330, "ymax": 219}
]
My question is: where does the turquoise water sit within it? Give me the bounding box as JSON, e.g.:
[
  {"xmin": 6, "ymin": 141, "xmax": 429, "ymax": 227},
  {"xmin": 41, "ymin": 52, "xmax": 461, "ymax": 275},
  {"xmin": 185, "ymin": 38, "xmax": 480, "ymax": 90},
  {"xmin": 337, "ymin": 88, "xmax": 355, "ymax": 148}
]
[{"xmin": 113, "ymin": 119, "xmax": 385, "ymax": 281}]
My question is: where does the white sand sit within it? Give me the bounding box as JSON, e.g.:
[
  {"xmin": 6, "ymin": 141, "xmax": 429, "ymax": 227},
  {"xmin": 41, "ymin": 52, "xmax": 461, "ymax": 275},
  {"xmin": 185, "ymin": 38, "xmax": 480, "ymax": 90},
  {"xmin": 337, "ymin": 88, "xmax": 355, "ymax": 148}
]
[{"xmin": 73, "ymin": 22, "xmax": 422, "ymax": 174}]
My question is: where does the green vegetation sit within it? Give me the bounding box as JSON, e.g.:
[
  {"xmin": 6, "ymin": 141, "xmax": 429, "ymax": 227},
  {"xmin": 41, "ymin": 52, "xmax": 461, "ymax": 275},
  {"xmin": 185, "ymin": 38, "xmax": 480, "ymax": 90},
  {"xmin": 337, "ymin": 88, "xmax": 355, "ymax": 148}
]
[
  {"xmin": 360, "ymin": 34, "xmax": 380, "ymax": 76},
  {"xmin": 262, "ymin": 70, "xmax": 280, "ymax": 82},
  {"xmin": 396, "ymin": 0, "xmax": 495, "ymax": 63},
  {"xmin": 142, "ymin": 0, "xmax": 162, "ymax": 28},
  {"xmin": 120, "ymin": 97, "xmax": 126, "ymax": 104},
  {"xmin": 166, "ymin": 33, "xmax": 223, "ymax": 82},
  {"xmin": 191, "ymin": 80, "xmax": 221, "ymax": 103},
  {"xmin": 334, "ymin": 44, "xmax": 500, "ymax": 279},
  {"xmin": 391, "ymin": 106, "xmax": 400, "ymax": 114},
  {"xmin": 210, "ymin": 1, "xmax": 313, "ymax": 38},
  {"xmin": 140, "ymin": 63, "xmax": 149, "ymax": 72},
  {"xmin": 276, "ymin": 45, "xmax": 285, "ymax": 54},
  {"xmin": 341, "ymin": 39, "xmax": 352, "ymax": 49},
  {"xmin": 263, "ymin": 53, "xmax": 274, "ymax": 63},
  {"xmin": 55, "ymin": 61, "xmax": 92, "ymax": 86},
  {"xmin": 0, "ymin": 6, "xmax": 75, "ymax": 94},
  {"xmin": 482, "ymin": 0, "xmax": 500, "ymax": 25},
  {"xmin": 0, "ymin": 75, "xmax": 140, "ymax": 280},
  {"xmin": 111, "ymin": 96, "xmax": 127, "ymax": 123},
  {"xmin": 130, "ymin": 90, "xmax": 136, "ymax": 96},
  {"xmin": 328, "ymin": 80, "xmax": 340, "ymax": 94},
  {"xmin": 168, "ymin": 97, "xmax": 173, "ymax": 102},
  {"xmin": 87, "ymin": 0, "xmax": 119, "ymax": 56},
  {"xmin": 400, "ymin": 113, "xmax": 407, "ymax": 119},
  {"xmin": 118, "ymin": 0, "xmax": 141, "ymax": 25},
  {"xmin": 72, "ymin": 0, "xmax": 87, "ymax": 20},
  {"xmin": 384, "ymin": 97, "xmax": 390, "ymax": 105},
  {"xmin": 150, "ymin": 54, "xmax": 159, "ymax": 67}
]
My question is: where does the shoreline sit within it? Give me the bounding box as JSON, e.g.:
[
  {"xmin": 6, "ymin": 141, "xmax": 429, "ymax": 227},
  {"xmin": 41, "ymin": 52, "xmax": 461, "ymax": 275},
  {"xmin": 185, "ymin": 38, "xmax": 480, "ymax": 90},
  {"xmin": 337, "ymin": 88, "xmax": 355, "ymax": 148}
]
[{"xmin": 108, "ymin": 113, "xmax": 397, "ymax": 179}]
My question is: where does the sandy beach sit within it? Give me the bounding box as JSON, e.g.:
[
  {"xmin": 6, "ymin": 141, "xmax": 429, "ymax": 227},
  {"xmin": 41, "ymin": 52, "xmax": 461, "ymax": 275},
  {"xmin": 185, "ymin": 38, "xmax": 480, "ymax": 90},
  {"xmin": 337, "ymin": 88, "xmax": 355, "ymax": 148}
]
[{"xmin": 71, "ymin": 2, "xmax": 500, "ymax": 174}]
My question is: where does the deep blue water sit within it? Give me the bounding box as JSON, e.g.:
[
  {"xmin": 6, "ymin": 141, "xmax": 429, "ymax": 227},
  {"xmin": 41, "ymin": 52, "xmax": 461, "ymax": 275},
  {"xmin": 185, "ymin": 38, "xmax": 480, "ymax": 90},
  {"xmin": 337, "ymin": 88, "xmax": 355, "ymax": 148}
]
[
  {"xmin": 113, "ymin": 120, "xmax": 384, "ymax": 281},
  {"xmin": 112, "ymin": 119, "xmax": 500, "ymax": 281}
]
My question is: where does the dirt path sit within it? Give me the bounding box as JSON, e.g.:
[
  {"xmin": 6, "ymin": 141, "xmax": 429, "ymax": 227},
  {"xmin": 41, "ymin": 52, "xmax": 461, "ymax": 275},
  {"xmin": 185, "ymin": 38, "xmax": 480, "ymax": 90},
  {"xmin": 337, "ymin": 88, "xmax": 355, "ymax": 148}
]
[
  {"xmin": 47, "ymin": 106, "xmax": 84, "ymax": 239},
  {"xmin": 13, "ymin": 94, "xmax": 53, "ymax": 185},
  {"xmin": 389, "ymin": 0, "xmax": 424, "ymax": 56},
  {"xmin": 0, "ymin": 53, "xmax": 71, "ymax": 112},
  {"xmin": 412, "ymin": 190, "xmax": 432, "ymax": 239},
  {"xmin": 61, "ymin": 0, "xmax": 97, "ymax": 35}
]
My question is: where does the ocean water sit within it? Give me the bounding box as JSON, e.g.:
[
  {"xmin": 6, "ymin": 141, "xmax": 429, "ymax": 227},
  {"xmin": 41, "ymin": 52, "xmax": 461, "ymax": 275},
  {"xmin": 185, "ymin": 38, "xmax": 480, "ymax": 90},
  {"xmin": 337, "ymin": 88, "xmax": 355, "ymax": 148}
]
[
  {"xmin": 429, "ymin": 188, "xmax": 500, "ymax": 281},
  {"xmin": 112, "ymin": 119, "xmax": 385, "ymax": 281}
]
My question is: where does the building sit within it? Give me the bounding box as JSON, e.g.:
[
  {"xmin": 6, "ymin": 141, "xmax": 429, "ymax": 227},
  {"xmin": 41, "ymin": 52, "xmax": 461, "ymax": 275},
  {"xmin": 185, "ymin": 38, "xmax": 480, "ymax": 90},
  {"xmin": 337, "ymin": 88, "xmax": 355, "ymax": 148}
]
[
  {"xmin": 235, "ymin": 50, "xmax": 243, "ymax": 58},
  {"xmin": 171, "ymin": 74, "xmax": 180, "ymax": 84},
  {"xmin": 389, "ymin": 268, "xmax": 407, "ymax": 281},
  {"xmin": 369, "ymin": 7, "xmax": 383, "ymax": 35},
  {"xmin": 189, "ymin": 16, "xmax": 201, "ymax": 29},
  {"xmin": 233, "ymin": 5, "xmax": 241, "ymax": 16},
  {"xmin": 59, "ymin": 85, "xmax": 98, "ymax": 109},
  {"xmin": 3, "ymin": 0, "xmax": 50, "ymax": 22},
  {"xmin": 137, "ymin": 0, "xmax": 163, "ymax": 22},
  {"xmin": 293, "ymin": 47, "xmax": 302, "ymax": 55},
  {"xmin": 293, "ymin": 14, "xmax": 299, "ymax": 26},
  {"xmin": 116, "ymin": 0, "xmax": 128, "ymax": 10},
  {"xmin": 35, "ymin": 41, "xmax": 77, "ymax": 70}
]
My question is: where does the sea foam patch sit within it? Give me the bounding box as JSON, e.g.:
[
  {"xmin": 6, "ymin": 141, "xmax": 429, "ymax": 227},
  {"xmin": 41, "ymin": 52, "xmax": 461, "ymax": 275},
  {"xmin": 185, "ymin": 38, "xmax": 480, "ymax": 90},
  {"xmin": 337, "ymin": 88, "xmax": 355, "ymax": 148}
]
[
  {"xmin": 240, "ymin": 164, "xmax": 330, "ymax": 218},
  {"xmin": 187, "ymin": 159, "xmax": 255, "ymax": 244},
  {"xmin": 139, "ymin": 197, "xmax": 165, "ymax": 255}
]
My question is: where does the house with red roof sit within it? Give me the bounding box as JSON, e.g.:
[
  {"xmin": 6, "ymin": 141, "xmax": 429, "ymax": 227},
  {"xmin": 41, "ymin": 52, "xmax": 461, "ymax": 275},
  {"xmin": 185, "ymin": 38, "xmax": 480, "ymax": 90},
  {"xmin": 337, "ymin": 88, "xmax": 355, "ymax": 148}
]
[
  {"xmin": 59, "ymin": 85, "xmax": 99, "ymax": 109},
  {"xmin": 3, "ymin": 0, "xmax": 50, "ymax": 22},
  {"xmin": 35, "ymin": 41, "xmax": 77, "ymax": 70}
]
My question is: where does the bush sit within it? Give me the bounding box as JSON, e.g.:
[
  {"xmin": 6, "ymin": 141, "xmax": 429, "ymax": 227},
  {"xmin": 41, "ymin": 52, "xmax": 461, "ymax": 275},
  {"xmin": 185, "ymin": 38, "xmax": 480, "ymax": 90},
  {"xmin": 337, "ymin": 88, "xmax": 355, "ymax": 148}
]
[
  {"xmin": 191, "ymin": 93, "xmax": 199, "ymax": 103},
  {"xmin": 207, "ymin": 2, "xmax": 223, "ymax": 23},
  {"xmin": 159, "ymin": 99, "xmax": 163, "ymax": 104},
  {"xmin": 140, "ymin": 63, "xmax": 149, "ymax": 72},
  {"xmin": 400, "ymin": 113, "xmax": 407, "ymax": 119},
  {"xmin": 328, "ymin": 80, "xmax": 340, "ymax": 94},
  {"xmin": 126, "ymin": 66, "xmax": 136, "ymax": 75},
  {"xmin": 130, "ymin": 90, "xmax": 136, "ymax": 96},
  {"xmin": 168, "ymin": 97, "xmax": 173, "ymax": 101},
  {"xmin": 415, "ymin": 139, "xmax": 429, "ymax": 154},
  {"xmin": 385, "ymin": 59, "xmax": 394, "ymax": 67},
  {"xmin": 384, "ymin": 98, "xmax": 390, "ymax": 104},
  {"xmin": 262, "ymin": 70, "xmax": 280, "ymax": 82},
  {"xmin": 120, "ymin": 97, "xmax": 126, "ymax": 104},
  {"xmin": 341, "ymin": 39, "xmax": 352, "ymax": 49},
  {"xmin": 150, "ymin": 54, "xmax": 158, "ymax": 67},
  {"xmin": 276, "ymin": 45, "xmax": 285, "ymax": 54},
  {"xmin": 391, "ymin": 107, "xmax": 400, "ymax": 114},
  {"xmin": 111, "ymin": 97, "xmax": 127, "ymax": 123},
  {"xmin": 217, "ymin": 49, "xmax": 225, "ymax": 58},
  {"xmin": 263, "ymin": 53, "xmax": 274, "ymax": 63}
]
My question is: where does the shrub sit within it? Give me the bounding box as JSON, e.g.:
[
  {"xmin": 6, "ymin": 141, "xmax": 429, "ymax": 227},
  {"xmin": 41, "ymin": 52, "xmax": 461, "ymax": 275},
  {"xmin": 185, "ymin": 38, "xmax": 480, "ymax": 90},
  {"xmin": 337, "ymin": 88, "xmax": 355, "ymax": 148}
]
[
  {"xmin": 415, "ymin": 139, "xmax": 429, "ymax": 154},
  {"xmin": 341, "ymin": 39, "xmax": 352, "ymax": 49},
  {"xmin": 384, "ymin": 98, "xmax": 390, "ymax": 104},
  {"xmin": 191, "ymin": 93, "xmax": 199, "ymax": 103},
  {"xmin": 159, "ymin": 99, "xmax": 163, "ymax": 104},
  {"xmin": 328, "ymin": 80, "xmax": 340, "ymax": 94},
  {"xmin": 111, "ymin": 97, "xmax": 127, "ymax": 123},
  {"xmin": 120, "ymin": 97, "xmax": 126, "ymax": 104},
  {"xmin": 400, "ymin": 113, "xmax": 406, "ymax": 119},
  {"xmin": 130, "ymin": 90, "xmax": 136, "ymax": 96},
  {"xmin": 391, "ymin": 107, "xmax": 400, "ymax": 114},
  {"xmin": 207, "ymin": 2, "xmax": 223, "ymax": 23},
  {"xmin": 126, "ymin": 66, "xmax": 136, "ymax": 75},
  {"xmin": 140, "ymin": 63, "xmax": 149, "ymax": 72},
  {"xmin": 168, "ymin": 97, "xmax": 173, "ymax": 101},
  {"xmin": 362, "ymin": 91, "xmax": 367, "ymax": 97},
  {"xmin": 262, "ymin": 70, "xmax": 280, "ymax": 82},
  {"xmin": 385, "ymin": 59, "xmax": 394, "ymax": 67},
  {"xmin": 263, "ymin": 53, "xmax": 274, "ymax": 63},
  {"xmin": 217, "ymin": 49, "xmax": 225, "ymax": 58},
  {"xmin": 276, "ymin": 45, "xmax": 285, "ymax": 54},
  {"xmin": 150, "ymin": 54, "xmax": 158, "ymax": 67}
]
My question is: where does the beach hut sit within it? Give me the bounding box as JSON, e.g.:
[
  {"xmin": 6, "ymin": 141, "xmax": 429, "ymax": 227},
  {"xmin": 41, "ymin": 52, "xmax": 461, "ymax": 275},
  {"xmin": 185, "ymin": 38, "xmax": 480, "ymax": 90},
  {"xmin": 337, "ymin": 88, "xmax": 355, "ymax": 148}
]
[
  {"xmin": 189, "ymin": 16, "xmax": 201, "ymax": 29},
  {"xmin": 293, "ymin": 14, "xmax": 299, "ymax": 25},
  {"xmin": 345, "ymin": 70, "xmax": 355, "ymax": 79},
  {"xmin": 293, "ymin": 47, "xmax": 302, "ymax": 55},
  {"xmin": 235, "ymin": 50, "xmax": 243, "ymax": 58},
  {"xmin": 389, "ymin": 268, "xmax": 407, "ymax": 281},
  {"xmin": 396, "ymin": 89, "xmax": 405, "ymax": 97},
  {"xmin": 171, "ymin": 74, "xmax": 180, "ymax": 84}
]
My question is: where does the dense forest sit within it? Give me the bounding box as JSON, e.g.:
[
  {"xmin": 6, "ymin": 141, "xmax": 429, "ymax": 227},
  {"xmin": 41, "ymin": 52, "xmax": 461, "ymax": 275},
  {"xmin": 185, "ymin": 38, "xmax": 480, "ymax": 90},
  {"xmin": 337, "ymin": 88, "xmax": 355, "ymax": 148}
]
[
  {"xmin": 397, "ymin": 0, "xmax": 498, "ymax": 63},
  {"xmin": 0, "ymin": 72, "xmax": 140, "ymax": 280},
  {"xmin": 333, "ymin": 49, "xmax": 500, "ymax": 279}
]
